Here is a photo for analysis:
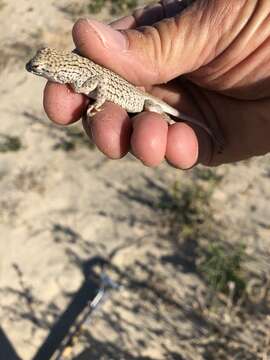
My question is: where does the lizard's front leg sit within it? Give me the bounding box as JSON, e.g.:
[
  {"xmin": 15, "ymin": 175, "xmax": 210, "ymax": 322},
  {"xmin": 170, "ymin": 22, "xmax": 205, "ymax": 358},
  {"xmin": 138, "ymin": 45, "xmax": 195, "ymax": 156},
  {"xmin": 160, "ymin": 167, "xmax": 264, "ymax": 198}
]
[{"xmin": 77, "ymin": 75, "xmax": 108, "ymax": 117}]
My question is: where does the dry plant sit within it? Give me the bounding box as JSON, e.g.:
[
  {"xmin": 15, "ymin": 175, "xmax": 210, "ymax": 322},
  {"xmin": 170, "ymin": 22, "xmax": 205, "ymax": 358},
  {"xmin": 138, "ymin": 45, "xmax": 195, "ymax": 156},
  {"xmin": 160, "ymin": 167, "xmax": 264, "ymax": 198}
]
[{"xmin": 0, "ymin": 134, "xmax": 22, "ymax": 153}]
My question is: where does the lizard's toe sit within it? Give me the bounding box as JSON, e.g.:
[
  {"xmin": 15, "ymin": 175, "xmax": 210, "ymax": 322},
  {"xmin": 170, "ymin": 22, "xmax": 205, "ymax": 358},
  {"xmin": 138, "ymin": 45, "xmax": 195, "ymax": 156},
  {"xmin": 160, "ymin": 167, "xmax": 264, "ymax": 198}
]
[{"xmin": 87, "ymin": 106, "xmax": 97, "ymax": 117}]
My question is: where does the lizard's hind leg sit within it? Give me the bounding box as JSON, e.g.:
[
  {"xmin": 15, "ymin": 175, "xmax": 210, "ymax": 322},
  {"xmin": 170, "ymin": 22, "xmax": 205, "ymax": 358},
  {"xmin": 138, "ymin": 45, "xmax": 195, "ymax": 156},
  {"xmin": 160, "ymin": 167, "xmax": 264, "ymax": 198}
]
[
  {"xmin": 144, "ymin": 99, "xmax": 174, "ymax": 125},
  {"xmin": 77, "ymin": 75, "xmax": 108, "ymax": 117}
]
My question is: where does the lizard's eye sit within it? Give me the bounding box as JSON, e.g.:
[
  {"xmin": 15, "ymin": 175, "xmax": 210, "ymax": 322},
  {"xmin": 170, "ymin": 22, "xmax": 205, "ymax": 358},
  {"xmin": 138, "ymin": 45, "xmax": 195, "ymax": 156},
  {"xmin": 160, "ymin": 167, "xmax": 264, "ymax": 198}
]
[{"xmin": 59, "ymin": 74, "xmax": 65, "ymax": 82}]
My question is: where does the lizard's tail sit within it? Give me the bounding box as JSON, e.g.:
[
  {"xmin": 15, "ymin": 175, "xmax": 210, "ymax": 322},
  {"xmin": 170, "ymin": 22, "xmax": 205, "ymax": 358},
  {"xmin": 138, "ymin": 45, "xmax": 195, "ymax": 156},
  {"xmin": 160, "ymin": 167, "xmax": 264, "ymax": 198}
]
[{"xmin": 146, "ymin": 94, "xmax": 225, "ymax": 152}]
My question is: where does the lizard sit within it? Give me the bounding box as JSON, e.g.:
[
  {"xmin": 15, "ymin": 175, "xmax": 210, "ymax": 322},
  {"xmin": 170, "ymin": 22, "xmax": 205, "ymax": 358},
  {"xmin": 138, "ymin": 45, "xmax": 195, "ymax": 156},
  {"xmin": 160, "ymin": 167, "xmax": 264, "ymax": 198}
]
[{"xmin": 26, "ymin": 47, "xmax": 223, "ymax": 150}]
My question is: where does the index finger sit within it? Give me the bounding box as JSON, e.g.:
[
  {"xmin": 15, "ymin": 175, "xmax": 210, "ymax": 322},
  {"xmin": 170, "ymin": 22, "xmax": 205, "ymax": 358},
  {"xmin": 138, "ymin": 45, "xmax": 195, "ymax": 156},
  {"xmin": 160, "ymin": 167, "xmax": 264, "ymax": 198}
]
[{"xmin": 43, "ymin": 82, "xmax": 88, "ymax": 125}]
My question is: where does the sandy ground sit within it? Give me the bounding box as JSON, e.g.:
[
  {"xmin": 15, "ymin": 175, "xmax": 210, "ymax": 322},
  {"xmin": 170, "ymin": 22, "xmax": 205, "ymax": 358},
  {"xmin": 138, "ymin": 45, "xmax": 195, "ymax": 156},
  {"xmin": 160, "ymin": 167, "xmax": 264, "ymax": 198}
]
[{"xmin": 0, "ymin": 1, "xmax": 270, "ymax": 359}]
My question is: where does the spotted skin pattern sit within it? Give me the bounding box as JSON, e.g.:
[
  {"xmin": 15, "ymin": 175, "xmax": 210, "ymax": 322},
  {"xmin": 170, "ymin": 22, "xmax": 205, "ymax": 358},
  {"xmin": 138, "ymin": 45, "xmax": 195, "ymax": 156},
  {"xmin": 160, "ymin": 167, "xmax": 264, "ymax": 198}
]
[{"xmin": 26, "ymin": 48, "xmax": 223, "ymax": 149}]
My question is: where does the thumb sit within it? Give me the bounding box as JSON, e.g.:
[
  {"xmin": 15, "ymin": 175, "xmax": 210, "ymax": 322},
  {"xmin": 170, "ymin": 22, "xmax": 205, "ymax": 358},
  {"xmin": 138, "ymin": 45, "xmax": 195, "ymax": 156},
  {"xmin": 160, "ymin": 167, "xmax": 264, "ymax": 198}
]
[{"xmin": 72, "ymin": 1, "xmax": 244, "ymax": 86}]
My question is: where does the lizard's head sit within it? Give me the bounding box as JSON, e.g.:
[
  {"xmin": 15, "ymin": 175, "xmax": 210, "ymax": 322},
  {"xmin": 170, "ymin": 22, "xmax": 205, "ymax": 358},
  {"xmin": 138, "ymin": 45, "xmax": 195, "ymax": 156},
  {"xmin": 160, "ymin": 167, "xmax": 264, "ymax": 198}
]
[{"xmin": 26, "ymin": 47, "xmax": 82, "ymax": 83}]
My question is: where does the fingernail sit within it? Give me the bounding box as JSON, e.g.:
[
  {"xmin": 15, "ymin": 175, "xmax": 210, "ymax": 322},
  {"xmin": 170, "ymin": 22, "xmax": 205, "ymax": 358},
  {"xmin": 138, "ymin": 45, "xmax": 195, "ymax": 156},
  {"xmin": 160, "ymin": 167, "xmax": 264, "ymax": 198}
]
[{"xmin": 86, "ymin": 19, "xmax": 128, "ymax": 51}]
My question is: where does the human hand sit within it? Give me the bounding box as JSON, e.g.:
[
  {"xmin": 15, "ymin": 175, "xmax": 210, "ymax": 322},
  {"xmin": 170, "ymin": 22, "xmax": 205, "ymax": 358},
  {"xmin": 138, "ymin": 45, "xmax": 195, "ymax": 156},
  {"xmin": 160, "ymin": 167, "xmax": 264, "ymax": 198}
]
[{"xmin": 44, "ymin": 0, "xmax": 270, "ymax": 168}]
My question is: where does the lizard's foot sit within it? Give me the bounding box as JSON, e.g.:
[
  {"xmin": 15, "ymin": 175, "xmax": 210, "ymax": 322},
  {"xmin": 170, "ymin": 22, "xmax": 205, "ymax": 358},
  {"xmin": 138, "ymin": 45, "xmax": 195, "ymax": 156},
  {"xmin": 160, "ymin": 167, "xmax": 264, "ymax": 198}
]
[
  {"xmin": 144, "ymin": 100, "xmax": 174, "ymax": 125},
  {"xmin": 87, "ymin": 105, "xmax": 103, "ymax": 118},
  {"xmin": 160, "ymin": 112, "xmax": 174, "ymax": 125},
  {"xmin": 87, "ymin": 105, "xmax": 96, "ymax": 117}
]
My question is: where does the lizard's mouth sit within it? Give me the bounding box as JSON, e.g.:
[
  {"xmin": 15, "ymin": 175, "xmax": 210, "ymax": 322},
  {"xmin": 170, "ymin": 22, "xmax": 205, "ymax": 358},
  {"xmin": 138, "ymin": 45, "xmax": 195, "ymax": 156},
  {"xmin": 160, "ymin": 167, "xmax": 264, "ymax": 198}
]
[{"xmin": 25, "ymin": 61, "xmax": 42, "ymax": 75}]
